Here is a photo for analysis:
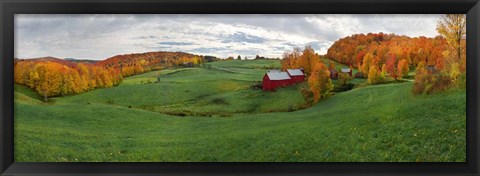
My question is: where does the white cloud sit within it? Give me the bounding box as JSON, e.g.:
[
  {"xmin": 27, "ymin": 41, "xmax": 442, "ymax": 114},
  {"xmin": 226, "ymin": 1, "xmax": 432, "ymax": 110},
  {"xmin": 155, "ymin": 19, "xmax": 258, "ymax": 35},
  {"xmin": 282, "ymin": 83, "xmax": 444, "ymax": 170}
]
[{"xmin": 15, "ymin": 14, "xmax": 444, "ymax": 60}]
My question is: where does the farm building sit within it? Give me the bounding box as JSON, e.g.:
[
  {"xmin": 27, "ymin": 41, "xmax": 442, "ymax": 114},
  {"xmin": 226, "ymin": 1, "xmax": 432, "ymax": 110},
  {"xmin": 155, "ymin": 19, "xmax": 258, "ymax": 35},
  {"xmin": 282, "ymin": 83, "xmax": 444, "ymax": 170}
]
[
  {"xmin": 330, "ymin": 69, "xmax": 339, "ymax": 79},
  {"xmin": 341, "ymin": 68, "xmax": 352, "ymax": 76},
  {"xmin": 286, "ymin": 69, "xmax": 305, "ymax": 83},
  {"xmin": 263, "ymin": 71, "xmax": 291, "ymax": 91},
  {"xmin": 263, "ymin": 69, "xmax": 305, "ymax": 91}
]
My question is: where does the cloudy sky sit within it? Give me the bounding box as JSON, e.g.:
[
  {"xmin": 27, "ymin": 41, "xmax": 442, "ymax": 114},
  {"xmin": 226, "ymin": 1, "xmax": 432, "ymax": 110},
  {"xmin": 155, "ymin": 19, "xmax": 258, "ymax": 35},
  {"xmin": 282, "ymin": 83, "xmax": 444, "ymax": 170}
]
[{"xmin": 15, "ymin": 14, "xmax": 443, "ymax": 60}]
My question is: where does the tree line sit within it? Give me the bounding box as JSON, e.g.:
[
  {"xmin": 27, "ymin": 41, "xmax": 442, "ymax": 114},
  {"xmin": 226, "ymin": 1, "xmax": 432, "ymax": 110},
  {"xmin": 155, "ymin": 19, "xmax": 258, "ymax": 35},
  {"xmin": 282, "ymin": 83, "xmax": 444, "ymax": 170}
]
[
  {"xmin": 96, "ymin": 51, "xmax": 205, "ymax": 77},
  {"xmin": 14, "ymin": 52, "xmax": 207, "ymax": 101},
  {"xmin": 325, "ymin": 14, "xmax": 465, "ymax": 94},
  {"xmin": 15, "ymin": 60, "xmax": 122, "ymax": 102},
  {"xmin": 281, "ymin": 14, "xmax": 466, "ymax": 104}
]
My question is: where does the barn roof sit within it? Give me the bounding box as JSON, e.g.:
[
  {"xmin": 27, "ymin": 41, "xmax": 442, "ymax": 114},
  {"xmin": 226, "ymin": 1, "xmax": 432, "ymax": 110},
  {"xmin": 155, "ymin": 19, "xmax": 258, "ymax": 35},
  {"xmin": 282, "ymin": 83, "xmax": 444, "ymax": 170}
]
[
  {"xmin": 287, "ymin": 69, "xmax": 304, "ymax": 76},
  {"xmin": 341, "ymin": 68, "xmax": 351, "ymax": 73},
  {"xmin": 267, "ymin": 71, "xmax": 291, "ymax": 80},
  {"xmin": 268, "ymin": 69, "xmax": 281, "ymax": 73}
]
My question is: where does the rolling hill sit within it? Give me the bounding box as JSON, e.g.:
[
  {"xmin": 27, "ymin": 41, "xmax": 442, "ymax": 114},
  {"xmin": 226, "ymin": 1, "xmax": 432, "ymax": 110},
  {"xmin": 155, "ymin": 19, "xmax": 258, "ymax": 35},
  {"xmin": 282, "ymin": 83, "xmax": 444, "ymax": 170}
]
[{"xmin": 14, "ymin": 59, "xmax": 465, "ymax": 162}]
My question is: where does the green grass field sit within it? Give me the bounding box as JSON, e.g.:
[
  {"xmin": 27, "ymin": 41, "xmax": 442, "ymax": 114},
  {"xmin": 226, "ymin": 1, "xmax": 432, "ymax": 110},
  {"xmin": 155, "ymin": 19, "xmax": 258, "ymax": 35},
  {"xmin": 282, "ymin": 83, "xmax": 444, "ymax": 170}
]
[{"xmin": 14, "ymin": 60, "xmax": 466, "ymax": 162}]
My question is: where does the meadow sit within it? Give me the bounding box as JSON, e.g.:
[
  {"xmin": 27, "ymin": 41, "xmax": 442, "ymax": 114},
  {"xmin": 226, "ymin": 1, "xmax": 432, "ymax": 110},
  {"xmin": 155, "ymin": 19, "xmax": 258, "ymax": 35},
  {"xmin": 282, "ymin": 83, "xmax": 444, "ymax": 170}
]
[{"xmin": 14, "ymin": 59, "xmax": 466, "ymax": 162}]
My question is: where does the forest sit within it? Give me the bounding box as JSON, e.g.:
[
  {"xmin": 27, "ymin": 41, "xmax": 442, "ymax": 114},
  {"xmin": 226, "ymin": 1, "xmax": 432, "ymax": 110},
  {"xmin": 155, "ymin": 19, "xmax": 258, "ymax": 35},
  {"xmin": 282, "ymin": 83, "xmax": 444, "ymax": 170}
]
[
  {"xmin": 14, "ymin": 52, "xmax": 208, "ymax": 102},
  {"xmin": 281, "ymin": 14, "xmax": 465, "ymax": 103}
]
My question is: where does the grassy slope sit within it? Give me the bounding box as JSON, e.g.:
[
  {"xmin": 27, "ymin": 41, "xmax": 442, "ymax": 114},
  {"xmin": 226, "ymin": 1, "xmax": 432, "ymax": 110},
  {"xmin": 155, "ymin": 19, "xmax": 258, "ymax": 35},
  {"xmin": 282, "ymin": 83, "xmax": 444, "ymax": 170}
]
[
  {"xmin": 14, "ymin": 60, "xmax": 465, "ymax": 162},
  {"xmin": 56, "ymin": 60, "xmax": 305, "ymax": 116}
]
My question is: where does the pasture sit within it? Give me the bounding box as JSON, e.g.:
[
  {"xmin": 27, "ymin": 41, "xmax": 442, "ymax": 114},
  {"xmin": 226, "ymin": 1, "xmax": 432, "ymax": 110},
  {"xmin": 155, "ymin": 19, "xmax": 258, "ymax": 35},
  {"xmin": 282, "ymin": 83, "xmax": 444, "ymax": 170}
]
[{"xmin": 14, "ymin": 59, "xmax": 466, "ymax": 162}]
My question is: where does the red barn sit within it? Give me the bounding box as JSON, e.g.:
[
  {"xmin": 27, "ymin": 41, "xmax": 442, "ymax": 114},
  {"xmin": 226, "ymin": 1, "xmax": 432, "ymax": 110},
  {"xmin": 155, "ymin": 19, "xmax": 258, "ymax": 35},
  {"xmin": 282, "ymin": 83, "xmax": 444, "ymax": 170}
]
[
  {"xmin": 286, "ymin": 69, "xmax": 305, "ymax": 83},
  {"xmin": 263, "ymin": 70, "xmax": 292, "ymax": 91}
]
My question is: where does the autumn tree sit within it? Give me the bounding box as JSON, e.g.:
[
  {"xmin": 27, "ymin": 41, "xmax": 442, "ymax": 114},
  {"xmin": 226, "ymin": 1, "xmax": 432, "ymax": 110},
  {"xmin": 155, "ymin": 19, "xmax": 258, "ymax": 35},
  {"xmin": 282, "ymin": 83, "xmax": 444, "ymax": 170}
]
[
  {"xmin": 386, "ymin": 53, "xmax": 398, "ymax": 80},
  {"xmin": 15, "ymin": 60, "xmax": 122, "ymax": 100},
  {"xmin": 134, "ymin": 64, "xmax": 144, "ymax": 74},
  {"xmin": 397, "ymin": 59, "xmax": 409, "ymax": 78},
  {"xmin": 338, "ymin": 72, "xmax": 353, "ymax": 87},
  {"xmin": 436, "ymin": 14, "xmax": 466, "ymax": 66},
  {"xmin": 436, "ymin": 14, "xmax": 466, "ymax": 85},
  {"xmin": 281, "ymin": 47, "xmax": 302, "ymax": 70},
  {"xmin": 413, "ymin": 61, "xmax": 429, "ymax": 94},
  {"xmin": 367, "ymin": 65, "xmax": 383, "ymax": 84},
  {"xmin": 299, "ymin": 46, "xmax": 319, "ymax": 76},
  {"xmin": 381, "ymin": 64, "xmax": 387, "ymax": 78},
  {"xmin": 361, "ymin": 52, "xmax": 374, "ymax": 75},
  {"xmin": 307, "ymin": 61, "xmax": 333, "ymax": 103},
  {"xmin": 326, "ymin": 32, "xmax": 449, "ymax": 78},
  {"xmin": 35, "ymin": 62, "xmax": 63, "ymax": 102}
]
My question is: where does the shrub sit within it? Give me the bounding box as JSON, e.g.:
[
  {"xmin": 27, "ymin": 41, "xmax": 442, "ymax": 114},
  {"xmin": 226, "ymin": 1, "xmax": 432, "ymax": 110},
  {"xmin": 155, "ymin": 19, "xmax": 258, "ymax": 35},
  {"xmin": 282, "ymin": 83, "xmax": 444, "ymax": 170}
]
[
  {"xmin": 413, "ymin": 61, "xmax": 455, "ymax": 95},
  {"xmin": 300, "ymin": 86, "xmax": 314, "ymax": 105},
  {"xmin": 338, "ymin": 72, "xmax": 353, "ymax": 86}
]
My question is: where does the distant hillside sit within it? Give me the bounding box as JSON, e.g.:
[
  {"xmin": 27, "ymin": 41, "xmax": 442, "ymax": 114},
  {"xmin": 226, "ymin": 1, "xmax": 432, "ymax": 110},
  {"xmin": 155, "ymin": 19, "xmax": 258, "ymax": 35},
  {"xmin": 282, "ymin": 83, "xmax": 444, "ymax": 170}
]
[
  {"xmin": 64, "ymin": 58, "xmax": 98, "ymax": 64},
  {"xmin": 95, "ymin": 51, "xmax": 212, "ymax": 70},
  {"xmin": 15, "ymin": 56, "xmax": 77, "ymax": 67},
  {"xmin": 15, "ymin": 51, "xmax": 221, "ymax": 79}
]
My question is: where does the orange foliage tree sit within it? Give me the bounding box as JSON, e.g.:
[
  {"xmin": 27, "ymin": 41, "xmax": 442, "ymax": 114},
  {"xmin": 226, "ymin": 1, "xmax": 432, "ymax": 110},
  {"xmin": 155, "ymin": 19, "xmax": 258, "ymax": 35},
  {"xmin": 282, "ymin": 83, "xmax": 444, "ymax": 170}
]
[
  {"xmin": 397, "ymin": 59, "xmax": 409, "ymax": 78},
  {"xmin": 281, "ymin": 45, "xmax": 320, "ymax": 77},
  {"xmin": 385, "ymin": 53, "xmax": 398, "ymax": 80},
  {"xmin": 326, "ymin": 33, "xmax": 449, "ymax": 82},
  {"xmin": 307, "ymin": 61, "xmax": 333, "ymax": 103},
  {"xmin": 14, "ymin": 60, "xmax": 122, "ymax": 102}
]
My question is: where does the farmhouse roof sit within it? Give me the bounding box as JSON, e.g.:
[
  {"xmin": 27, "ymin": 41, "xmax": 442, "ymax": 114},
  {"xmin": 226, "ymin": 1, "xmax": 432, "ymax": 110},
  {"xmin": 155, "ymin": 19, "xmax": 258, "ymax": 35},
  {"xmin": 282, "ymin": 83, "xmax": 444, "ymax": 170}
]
[
  {"xmin": 341, "ymin": 68, "xmax": 351, "ymax": 73},
  {"xmin": 286, "ymin": 69, "xmax": 304, "ymax": 76},
  {"xmin": 267, "ymin": 71, "xmax": 291, "ymax": 80}
]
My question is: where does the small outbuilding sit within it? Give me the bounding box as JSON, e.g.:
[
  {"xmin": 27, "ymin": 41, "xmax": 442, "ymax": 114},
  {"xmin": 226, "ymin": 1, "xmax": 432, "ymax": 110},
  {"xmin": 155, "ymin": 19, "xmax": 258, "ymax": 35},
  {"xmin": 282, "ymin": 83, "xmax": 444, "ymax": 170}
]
[
  {"xmin": 330, "ymin": 69, "xmax": 339, "ymax": 79},
  {"xmin": 341, "ymin": 68, "xmax": 352, "ymax": 76}
]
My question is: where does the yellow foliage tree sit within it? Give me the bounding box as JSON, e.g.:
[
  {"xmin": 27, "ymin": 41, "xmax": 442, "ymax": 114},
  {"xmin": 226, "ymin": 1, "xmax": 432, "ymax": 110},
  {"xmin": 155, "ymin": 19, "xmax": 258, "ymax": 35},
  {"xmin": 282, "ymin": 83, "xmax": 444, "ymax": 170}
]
[
  {"xmin": 413, "ymin": 61, "xmax": 428, "ymax": 94},
  {"xmin": 34, "ymin": 62, "xmax": 63, "ymax": 102},
  {"xmin": 367, "ymin": 65, "xmax": 382, "ymax": 84},
  {"xmin": 361, "ymin": 52, "xmax": 374, "ymax": 75},
  {"xmin": 436, "ymin": 14, "xmax": 466, "ymax": 65},
  {"xmin": 308, "ymin": 62, "xmax": 333, "ymax": 103},
  {"xmin": 299, "ymin": 46, "xmax": 319, "ymax": 76}
]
